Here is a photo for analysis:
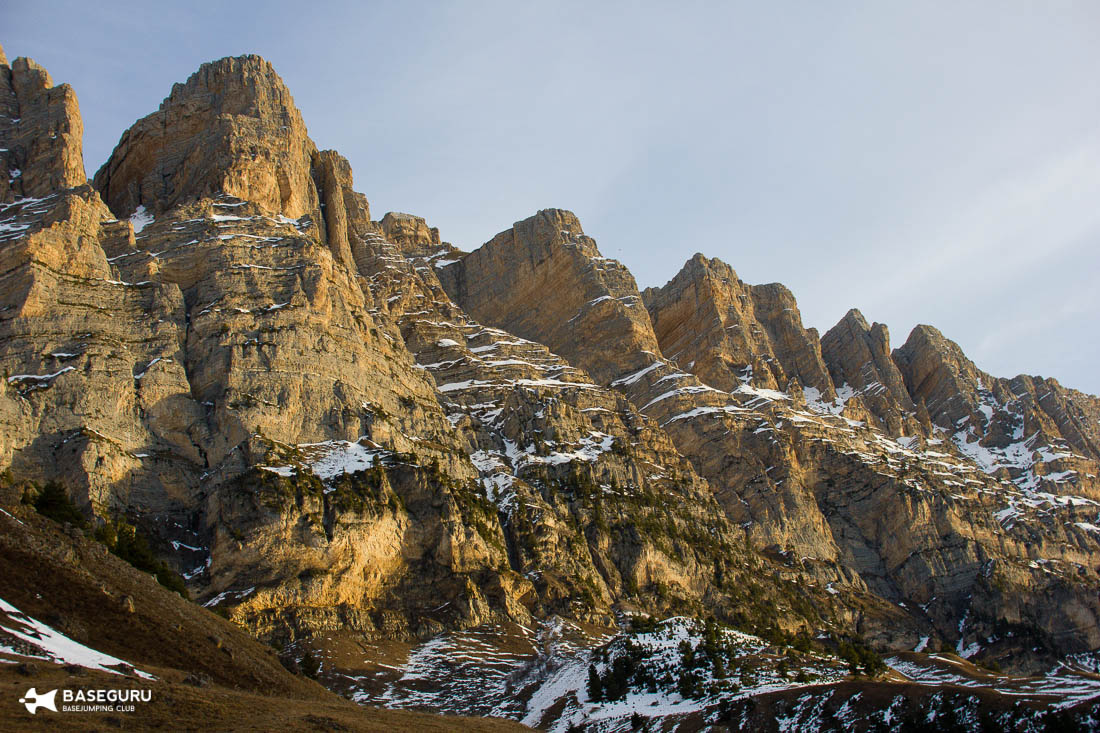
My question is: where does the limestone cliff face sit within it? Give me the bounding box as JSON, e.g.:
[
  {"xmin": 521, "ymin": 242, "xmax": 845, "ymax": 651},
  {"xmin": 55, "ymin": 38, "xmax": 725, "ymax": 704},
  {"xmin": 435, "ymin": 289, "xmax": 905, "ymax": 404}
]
[
  {"xmin": 0, "ymin": 46, "xmax": 175, "ymax": 507},
  {"xmin": 819, "ymin": 308, "xmax": 919, "ymax": 434},
  {"xmin": 893, "ymin": 324, "xmax": 1100, "ymax": 498},
  {"xmin": 380, "ymin": 211, "xmax": 440, "ymax": 249},
  {"xmin": 0, "ymin": 50, "xmax": 519, "ymax": 643},
  {"xmin": 441, "ymin": 216, "xmax": 845, "ymax": 571},
  {"xmin": 893, "ymin": 325, "xmax": 986, "ymax": 430},
  {"xmin": 2, "ymin": 47, "xmax": 1100, "ymax": 675},
  {"xmin": 441, "ymin": 209, "xmax": 662, "ymax": 385},
  {"xmin": 352, "ymin": 211, "xmax": 820, "ymax": 630},
  {"xmin": 642, "ymin": 254, "xmax": 835, "ymax": 398},
  {"xmin": 313, "ymin": 148, "xmax": 371, "ymax": 269},
  {"xmin": 443, "ymin": 208, "xmax": 1100, "ymax": 667},
  {"xmin": 0, "ymin": 51, "xmax": 816, "ymax": 648},
  {"xmin": 0, "ymin": 45, "xmax": 86, "ymax": 201},
  {"xmin": 93, "ymin": 55, "xmax": 316, "ymax": 220},
  {"xmin": 91, "ymin": 55, "xmax": 368, "ymax": 272}
]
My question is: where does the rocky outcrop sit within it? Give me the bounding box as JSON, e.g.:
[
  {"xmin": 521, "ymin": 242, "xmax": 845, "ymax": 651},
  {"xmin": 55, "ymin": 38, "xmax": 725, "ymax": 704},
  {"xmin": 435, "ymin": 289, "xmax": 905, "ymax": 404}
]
[
  {"xmin": 313, "ymin": 148, "xmax": 370, "ymax": 269},
  {"xmin": 0, "ymin": 44, "xmax": 86, "ymax": 201},
  {"xmin": 819, "ymin": 308, "xmax": 917, "ymax": 434},
  {"xmin": 893, "ymin": 324, "xmax": 1100, "ymax": 497},
  {"xmin": 441, "ymin": 217, "xmax": 844, "ymax": 571},
  {"xmin": 443, "ymin": 207, "xmax": 1100, "ymax": 667},
  {"xmin": 642, "ymin": 254, "xmax": 835, "ymax": 397},
  {"xmin": 441, "ymin": 209, "xmax": 662, "ymax": 385},
  {"xmin": 93, "ymin": 55, "xmax": 318, "ymax": 220},
  {"xmin": 90, "ymin": 55, "xmax": 369, "ymax": 272},
  {"xmin": 3, "ymin": 48, "xmax": 1100, "ymax": 681},
  {"xmin": 893, "ymin": 325, "xmax": 986, "ymax": 430},
  {"xmin": 1005, "ymin": 375, "xmax": 1100, "ymax": 464},
  {"xmin": 380, "ymin": 211, "xmax": 440, "ymax": 250}
]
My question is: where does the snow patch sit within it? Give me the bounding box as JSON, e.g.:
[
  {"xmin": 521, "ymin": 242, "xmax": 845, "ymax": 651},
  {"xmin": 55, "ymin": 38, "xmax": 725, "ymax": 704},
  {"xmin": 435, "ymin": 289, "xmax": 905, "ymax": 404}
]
[
  {"xmin": 129, "ymin": 205, "xmax": 153, "ymax": 233},
  {"xmin": 0, "ymin": 597, "xmax": 155, "ymax": 679}
]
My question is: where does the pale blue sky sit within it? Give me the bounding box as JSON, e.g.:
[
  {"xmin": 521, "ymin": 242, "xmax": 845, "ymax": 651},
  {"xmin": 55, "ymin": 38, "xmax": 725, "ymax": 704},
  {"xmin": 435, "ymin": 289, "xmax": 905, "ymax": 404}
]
[{"xmin": 6, "ymin": 1, "xmax": 1099, "ymax": 394}]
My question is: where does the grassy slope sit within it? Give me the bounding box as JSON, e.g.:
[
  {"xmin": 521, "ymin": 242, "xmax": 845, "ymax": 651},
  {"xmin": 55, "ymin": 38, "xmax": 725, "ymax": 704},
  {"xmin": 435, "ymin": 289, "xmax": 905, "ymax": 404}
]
[{"xmin": 0, "ymin": 504, "xmax": 528, "ymax": 732}]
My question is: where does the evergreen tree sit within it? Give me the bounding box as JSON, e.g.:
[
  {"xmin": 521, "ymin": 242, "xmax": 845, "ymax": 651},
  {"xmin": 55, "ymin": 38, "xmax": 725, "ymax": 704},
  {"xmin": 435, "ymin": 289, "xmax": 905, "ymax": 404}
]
[
  {"xmin": 33, "ymin": 481, "xmax": 85, "ymax": 526},
  {"xmin": 300, "ymin": 649, "xmax": 320, "ymax": 678},
  {"xmin": 587, "ymin": 664, "xmax": 603, "ymax": 702}
]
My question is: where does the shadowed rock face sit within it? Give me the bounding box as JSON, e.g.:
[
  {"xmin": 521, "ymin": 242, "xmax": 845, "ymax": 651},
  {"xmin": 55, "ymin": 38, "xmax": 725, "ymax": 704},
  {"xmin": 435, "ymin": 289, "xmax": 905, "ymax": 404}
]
[{"xmin": 3, "ymin": 47, "xmax": 1100, "ymax": 682}]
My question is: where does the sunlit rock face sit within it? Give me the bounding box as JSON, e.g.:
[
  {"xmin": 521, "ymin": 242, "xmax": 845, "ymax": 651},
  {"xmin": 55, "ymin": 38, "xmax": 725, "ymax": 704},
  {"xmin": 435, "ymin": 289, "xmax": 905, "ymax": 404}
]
[
  {"xmin": 1, "ymin": 47, "xmax": 1099, "ymax": 687},
  {"xmin": 441, "ymin": 204, "xmax": 1100, "ymax": 667}
]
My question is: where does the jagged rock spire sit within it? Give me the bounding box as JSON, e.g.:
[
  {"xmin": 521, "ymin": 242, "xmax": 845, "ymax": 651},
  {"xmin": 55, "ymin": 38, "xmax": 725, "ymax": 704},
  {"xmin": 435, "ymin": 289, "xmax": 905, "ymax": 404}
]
[
  {"xmin": 643, "ymin": 253, "xmax": 836, "ymax": 397},
  {"xmin": 820, "ymin": 307, "xmax": 915, "ymax": 431},
  {"xmin": 0, "ymin": 44, "xmax": 86, "ymax": 201}
]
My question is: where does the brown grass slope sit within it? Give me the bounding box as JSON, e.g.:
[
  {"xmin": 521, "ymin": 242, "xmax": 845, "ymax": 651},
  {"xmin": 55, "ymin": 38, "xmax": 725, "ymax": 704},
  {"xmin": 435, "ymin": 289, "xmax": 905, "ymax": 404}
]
[{"xmin": 0, "ymin": 503, "xmax": 528, "ymax": 732}]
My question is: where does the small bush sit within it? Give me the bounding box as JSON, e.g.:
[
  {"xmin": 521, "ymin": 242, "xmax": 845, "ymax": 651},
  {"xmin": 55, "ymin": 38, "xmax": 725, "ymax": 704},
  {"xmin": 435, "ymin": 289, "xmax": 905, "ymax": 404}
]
[
  {"xmin": 33, "ymin": 481, "xmax": 86, "ymax": 526},
  {"xmin": 96, "ymin": 519, "xmax": 190, "ymax": 600},
  {"xmin": 300, "ymin": 649, "xmax": 321, "ymax": 678},
  {"xmin": 837, "ymin": 638, "xmax": 886, "ymax": 677}
]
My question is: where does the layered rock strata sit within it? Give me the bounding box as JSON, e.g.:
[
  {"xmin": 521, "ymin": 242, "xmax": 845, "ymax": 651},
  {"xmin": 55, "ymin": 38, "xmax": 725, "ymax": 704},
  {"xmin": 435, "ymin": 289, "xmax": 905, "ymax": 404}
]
[
  {"xmin": 642, "ymin": 253, "xmax": 836, "ymax": 398},
  {"xmin": 1, "ymin": 46, "xmax": 1099, "ymax": 677},
  {"xmin": 441, "ymin": 209, "xmax": 1100, "ymax": 666}
]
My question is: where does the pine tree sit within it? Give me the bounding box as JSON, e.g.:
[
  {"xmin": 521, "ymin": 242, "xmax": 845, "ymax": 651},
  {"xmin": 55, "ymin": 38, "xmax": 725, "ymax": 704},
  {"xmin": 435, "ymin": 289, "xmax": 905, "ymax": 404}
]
[
  {"xmin": 587, "ymin": 664, "xmax": 603, "ymax": 702},
  {"xmin": 300, "ymin": 649, "xmax": 320, "ymax": 678}
]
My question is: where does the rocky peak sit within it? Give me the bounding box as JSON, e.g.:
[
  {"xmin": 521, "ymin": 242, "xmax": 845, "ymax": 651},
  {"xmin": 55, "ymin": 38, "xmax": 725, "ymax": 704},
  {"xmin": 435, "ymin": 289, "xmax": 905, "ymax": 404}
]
[
  {"xmin": 380, "ymin": 212, "xmax": 440, "ymax": 251},
  {"xmin": 93, "ymin": 54, "xmax": 320, "ymax": 221},
  {"xmin": 163, "ymin": 54, "xmax": 298, "ymax": 120},
  {"xmin": 643, "ymin": 253, "xmax": 835, "ymax": 397},
  {"xmin": 441, "ymin": 208, "xmax": 661, "ymax": 384},
  {"xmin": 892, "ymin": 324, "xmax": 983, "ymax": 429},
  {"xmin": 825, "ymin": 309, "xmax": 896, "ymax": 377},
  {"xmin": 91, "ymin": 54, "xmax": 379, "ymax": 272},
  {"xmin": 0, "ymin": 45, "xmax": 87, "ymax": 201},
  {"xmin": 820, "ymin": 308, "xmax": 915, "ymax": 433},
  {"xmin": 747, "ymin": 282, "xmax": 834, "ymax": 395},
  {"xmin": 834, "ymin": 306, "xmax": 871, "ymax": 333},
  {"xmin": 490, "ymin": 208, "xmax": 594, "ymax": 260},
  {"xmin": 893, "ymin": 324, "xmax": 1100, "ymax": 475}
]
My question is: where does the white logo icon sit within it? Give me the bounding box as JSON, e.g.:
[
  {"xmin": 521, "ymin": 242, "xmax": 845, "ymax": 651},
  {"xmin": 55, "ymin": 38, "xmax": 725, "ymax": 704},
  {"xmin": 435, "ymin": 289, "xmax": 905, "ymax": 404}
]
[{"xmin": 19, "ymin": 688, "xmax": 58, "ymax": 714}]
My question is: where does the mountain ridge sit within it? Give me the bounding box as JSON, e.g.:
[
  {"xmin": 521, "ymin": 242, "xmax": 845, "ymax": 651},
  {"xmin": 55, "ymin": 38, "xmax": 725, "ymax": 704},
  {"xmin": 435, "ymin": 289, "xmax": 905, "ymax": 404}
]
[{"xmin": 2, "ymin": 44, "xmax": 1099, "ymax": 730}]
